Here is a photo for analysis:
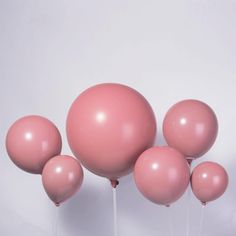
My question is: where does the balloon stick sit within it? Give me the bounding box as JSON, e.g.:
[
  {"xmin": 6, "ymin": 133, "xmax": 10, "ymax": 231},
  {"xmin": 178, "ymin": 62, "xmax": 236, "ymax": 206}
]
[
  {"xmin": 112, "ymin": 187, "xmax": 118, "ymax": 236},
  {"xmin": 185, "ymin": 159, "xmax": 192, "ymax": 236},
  {"xmin": 185, "ymin": 185, "xmax": 191, "ymax": 236},
  {"xmin": 198, "ymin": 205, "xmax": 205, "ymax": 236},
  {"xmin": 168, "ymin": 206, "xmax": 174, "ymax": 236},
  {"xmin": 53, "ymin": 206, "xmax": 59, "ymax": 236}
]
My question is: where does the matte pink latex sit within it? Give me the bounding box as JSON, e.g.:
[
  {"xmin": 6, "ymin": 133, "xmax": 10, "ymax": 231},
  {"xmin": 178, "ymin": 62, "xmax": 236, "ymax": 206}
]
[
  {"xmin": 163, "ymin": 100, "xmax": 218, "ymax": 159},
  {"xmin": 134, "ymin": 146, "xmax": 190, "ymax": 206},
  {"xmin": 6, "ymin": 115, "xmax": 62, "ymax": 174},
  {"xmin": 42, "ymin": 155, "xmax": 83, "ymax": 206},
  {"xmin": 66, "ymin": 83, "xmax": 156, "ymax": 181},
  {"xmin": 191, "ymin": 161, "xmax": 228, "ymax": 205}
]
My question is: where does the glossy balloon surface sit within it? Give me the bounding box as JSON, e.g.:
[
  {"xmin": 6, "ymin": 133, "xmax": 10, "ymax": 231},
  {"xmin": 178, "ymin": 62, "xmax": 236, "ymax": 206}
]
[
  {"xmin": 163, "ymin": 99, "xmax": 218, "ymax": 158},
  {"xmin": 134, "ymin": 146, "xmax": 190, "ymax": 205},
  {"xmin": 42, "ymin": 155, "xmax": 83, "ymax": 206},
  {"xmin": 66, "ymin": 83, "xmax": 156, "ymax": 179},
  {"xmin": 6, "ymin": 115, "xmax": 62, "ymax": 174},
  {"xmin": 191, "ymin": 161, "xmax": 228, "ymax": 204}
]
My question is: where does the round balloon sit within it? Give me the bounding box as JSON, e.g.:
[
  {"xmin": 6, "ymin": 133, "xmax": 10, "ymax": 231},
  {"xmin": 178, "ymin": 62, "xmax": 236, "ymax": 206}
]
[
  {"xmin": 163, "ymin": 99, "xmax": 218, "ymax": 159},
  {"xmin": 134, "ymin": 146, "xmax": 190, "ymax": 206},
  {"xmin": 42, "ymin": 155, "xmax": 83, "ymax": 206},
  {"xmin": 66, "ymin": 83, "xmax": 156, "ymax": 181},
  {"xmin": 6, "ymin": 115, "xmax": 62, "ymax": 174},
  {"xmin": 191, "ymin": 161, "xmax": 228, "ymax": 204}
]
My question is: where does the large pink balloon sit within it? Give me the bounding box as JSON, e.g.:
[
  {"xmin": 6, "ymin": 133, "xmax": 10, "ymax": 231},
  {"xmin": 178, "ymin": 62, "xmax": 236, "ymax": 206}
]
[
  {"xmin": 42, "ymin": 155, "xmax": 83, "ymax": 206},
  {"xmin": 134, "ymin": 146, "xmax": 190, "ymax": 206},
  {"xmin": 163, "ymin": 100, "xmax": 218, "ymax": 159},
  {"xmin": 66, "ymin": 83, "xmax": 156, "ymax": 182},
  {"xmin": 191, "ymin": 161, "xmax": 228, "ymax": 205},
  {"xmin": 6, "ymin": 115, "xmax": 62, "ymax": 174}
]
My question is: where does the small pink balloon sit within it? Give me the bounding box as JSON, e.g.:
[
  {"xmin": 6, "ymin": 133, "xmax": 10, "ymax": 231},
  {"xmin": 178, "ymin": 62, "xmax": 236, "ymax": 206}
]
[
  {"xmin": 191, "ymin": 161, "xmax": 228, "ymax": 205},
  {"xmin": 6, "ymin": 115, "xmax": 62, "ymax": 174},
  {"xmin": 134, "ymin": 146, "xmax": 190, "ymax": 206},
  {"xmin": 163, "ymin": 99, "xmax": 218, "ymax": 159},
  {"xmin": 42, "ymin": 155, "xmax": 83, "ymax": 206},
  {"xmin": 66, "ymin": 83, "xmax": 156, "ymax": 182}
]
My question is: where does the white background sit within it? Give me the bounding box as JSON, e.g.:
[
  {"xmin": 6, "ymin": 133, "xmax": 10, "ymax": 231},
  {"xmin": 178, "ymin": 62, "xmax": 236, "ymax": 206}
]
[{"xmin": 0, "ymin": 0, "xmax": 236, "ymax": 235}]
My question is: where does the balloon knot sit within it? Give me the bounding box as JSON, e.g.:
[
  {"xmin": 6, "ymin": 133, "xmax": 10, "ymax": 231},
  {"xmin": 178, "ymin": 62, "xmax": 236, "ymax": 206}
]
[
  {"xmin": 201, "ymin": 201, "xmax": 207, "ymax": 206},
  {"xmin": 110, "ymin": 179, "xmax": 119, "ymax": 188},
  {"xmin": 165, "ymin": 204, "xmax": 170, "ymax": 208},
  {"xmin": 55, "ymin": 202, "xmax": 60, "ymax": 207}
]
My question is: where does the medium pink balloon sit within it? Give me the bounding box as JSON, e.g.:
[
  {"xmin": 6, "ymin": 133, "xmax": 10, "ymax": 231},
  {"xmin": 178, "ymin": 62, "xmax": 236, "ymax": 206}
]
[
  {"xmin": 42, "ymin": 155, "xmax": 83, "ymax": 206},
  {"xmin": 191, "ymin": 161, "xmax": 228, "ymax": 205},
  {"xmin": 6, "ymin": 115, "xmax": 62, "ymax": 174},
  {"xmin": 134, "ymin": 146, "xmax": 190, "ymax": 206},
  {"xmin": 66, "ymin": 83, "xmax": 156, "ymax": 182},
  {"xmin": 163, "ymin": 100, "xmax": 218, "ymax": 159}
]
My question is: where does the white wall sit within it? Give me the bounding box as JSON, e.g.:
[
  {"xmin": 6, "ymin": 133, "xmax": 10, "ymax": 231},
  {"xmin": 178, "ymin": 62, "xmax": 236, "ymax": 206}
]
[{"xmin": 0, "ymin": 0, "xmax": 236, "ymax": 235}]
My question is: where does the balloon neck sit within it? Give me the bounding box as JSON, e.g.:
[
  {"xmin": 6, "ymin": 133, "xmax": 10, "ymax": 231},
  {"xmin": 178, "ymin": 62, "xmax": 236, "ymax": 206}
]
[
  {"xmin": 186, "ymin": 158, "xmax": 193, "ymax": 166},
  {"xmin": 110, "ymin": 179, "xmax": 119, "ymax": 188},
  {"xmin": 201, "ymin": 201, "xmax": 207, "ymax": 206},
  {"xmin": 165, "ymin": 204, "xmax": 170, "ymax": 208},
  {"xmin": 55, "ymin": 202, "xmax": 60, "ymax": 207}
]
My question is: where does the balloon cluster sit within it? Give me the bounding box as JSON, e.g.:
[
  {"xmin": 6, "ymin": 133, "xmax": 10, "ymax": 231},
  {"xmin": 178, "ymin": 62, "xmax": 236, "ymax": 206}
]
[
  {"xmin": 5, "ymin": 83, "xmax": 228, "ymax": 207},
  {"xmin": 135, "ymin": 99, "xmax": 228, "ymax": 206},
  {"xmin": 6, "ymin": 115, "xmax": 83, "ymax": 206}
]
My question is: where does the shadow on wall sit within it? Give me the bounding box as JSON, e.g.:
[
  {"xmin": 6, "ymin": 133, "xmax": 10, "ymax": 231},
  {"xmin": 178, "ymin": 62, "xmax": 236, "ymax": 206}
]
[
  {"xmin": 189, "ymin": 154, "xmax": 236, "ymax": 236},
  {"xmin": 59, "ymin": 128, "xmax": 166, "ymax": 236},
  {"xmin": 58, "ymin": 132, "xmax": 235, "ymax": 236},
  {"xmin": 118, "ymin": 174, "xmax": 169, "ymax": 236},
  {"xmin": 216, "ymin": 156, "xmax": 236, "ymax": 236},
  {"xmin": 117, "ymin": 152, "xmax": 236, "ymax": 236},
  {"xmin": 60, "ymin": 180, "xmax": 113, "ymax": 236}
]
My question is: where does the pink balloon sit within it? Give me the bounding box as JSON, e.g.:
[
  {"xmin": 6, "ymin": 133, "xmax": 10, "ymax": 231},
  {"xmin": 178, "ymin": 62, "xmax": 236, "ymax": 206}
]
[
  {"xmin": 191, "ymin": 161, "xmax": 228, "ymax": 205},
  {"xmin": 66, "ymin": 83, "xmax": 156, "ymax": 182},
  {"xmin": 134, "ymin": 146, "xmax": 190, "ymax": 206},
  {"xmin": 6, "ymin": 115, "xmax": 62, "ymax": 174},
  {"xmin": 42, "ymin": 155, "xmax": 83, "ymax": 206},
  {"xmin": 163, "ymin": 100, "xmax": 218, "ymax": 159}
]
